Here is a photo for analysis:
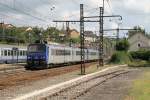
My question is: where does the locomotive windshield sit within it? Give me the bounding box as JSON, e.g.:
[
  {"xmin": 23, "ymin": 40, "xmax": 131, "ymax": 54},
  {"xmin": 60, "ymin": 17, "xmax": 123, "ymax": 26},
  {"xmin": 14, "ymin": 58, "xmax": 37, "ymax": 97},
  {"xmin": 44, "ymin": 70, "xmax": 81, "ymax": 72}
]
[{"xmin": 28, "ymin": 44, "xmax": 46, "ymax": 53}]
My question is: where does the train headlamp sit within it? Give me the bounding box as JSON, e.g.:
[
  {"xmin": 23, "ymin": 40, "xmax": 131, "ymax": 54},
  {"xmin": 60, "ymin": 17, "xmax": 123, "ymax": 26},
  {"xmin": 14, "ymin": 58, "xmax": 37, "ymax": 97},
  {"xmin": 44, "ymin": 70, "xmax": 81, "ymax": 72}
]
[{"xmin": 27, "ymin": 56, "xmax": 32, "ymax": 59}]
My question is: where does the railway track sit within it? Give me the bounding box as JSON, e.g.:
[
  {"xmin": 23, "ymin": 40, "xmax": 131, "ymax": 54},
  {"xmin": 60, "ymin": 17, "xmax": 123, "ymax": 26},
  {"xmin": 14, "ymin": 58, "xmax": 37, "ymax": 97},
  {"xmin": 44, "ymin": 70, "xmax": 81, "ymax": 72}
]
[
  {"xmin": 0, "ymin": 64, "xmax": 26, "ymax": 74},
  {"xmin": 0, "ymin": 62, "xmax": 97, "ymax": 90},
  {"xmin": 0, "ymin": 57, "xmax": 110, "ymax": 74},
  {"xmin": 41, "ymin": 69, "xmax": 130, "ymax": 100}
]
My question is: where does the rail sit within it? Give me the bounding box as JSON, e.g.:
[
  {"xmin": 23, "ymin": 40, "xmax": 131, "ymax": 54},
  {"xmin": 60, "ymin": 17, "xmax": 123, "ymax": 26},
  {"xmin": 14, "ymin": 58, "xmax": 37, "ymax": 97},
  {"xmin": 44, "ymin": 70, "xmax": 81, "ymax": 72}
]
[{"xmin": 0, "ymin": 64, "xmax": 25, "ymax": 74}]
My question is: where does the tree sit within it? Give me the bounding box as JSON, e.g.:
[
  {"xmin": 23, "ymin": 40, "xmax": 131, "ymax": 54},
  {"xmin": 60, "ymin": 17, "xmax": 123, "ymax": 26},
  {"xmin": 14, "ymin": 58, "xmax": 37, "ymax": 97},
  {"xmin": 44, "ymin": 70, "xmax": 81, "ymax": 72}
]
[{"xmin": 116, "ymin": 39, "xmax": 130, "ymax": 51}]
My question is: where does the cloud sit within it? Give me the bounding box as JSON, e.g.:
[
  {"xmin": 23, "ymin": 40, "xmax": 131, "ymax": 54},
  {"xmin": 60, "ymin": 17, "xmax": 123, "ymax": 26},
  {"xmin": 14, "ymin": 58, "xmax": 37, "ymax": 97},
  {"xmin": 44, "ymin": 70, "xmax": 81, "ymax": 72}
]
[
  {"xmin": 0, "ymin": 0, "xmax": 150, "ymax": 33},
  {"xmin": 112, "ymin": 0, "xmax": 150, "ymax": 14}
]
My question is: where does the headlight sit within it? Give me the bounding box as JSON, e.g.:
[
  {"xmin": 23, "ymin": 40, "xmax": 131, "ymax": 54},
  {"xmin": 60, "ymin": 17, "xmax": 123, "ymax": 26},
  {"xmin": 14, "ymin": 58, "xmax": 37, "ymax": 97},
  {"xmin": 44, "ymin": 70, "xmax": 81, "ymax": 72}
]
[
  {"xmin": 41, "ymin": 56, "xmax": 46, "ymax": 59},
  {"xmin": 27, "ymin": 56, "xmax": 31, "ymax": 59}
]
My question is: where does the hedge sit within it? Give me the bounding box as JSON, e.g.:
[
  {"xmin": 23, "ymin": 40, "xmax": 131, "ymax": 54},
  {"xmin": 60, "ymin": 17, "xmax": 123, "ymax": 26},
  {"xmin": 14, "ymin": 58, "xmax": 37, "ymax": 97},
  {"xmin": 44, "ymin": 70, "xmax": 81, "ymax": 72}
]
[{"xmin": 130, "ymin": 51, "xmax": 150, "ymax": 61}]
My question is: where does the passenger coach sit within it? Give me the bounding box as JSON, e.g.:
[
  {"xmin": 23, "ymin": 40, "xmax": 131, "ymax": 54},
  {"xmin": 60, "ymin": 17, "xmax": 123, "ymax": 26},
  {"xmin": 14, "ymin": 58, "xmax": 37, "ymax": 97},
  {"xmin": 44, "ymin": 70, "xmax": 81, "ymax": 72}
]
[{"xmin": 0, "ymin": 45, "xmax": 27, "ymax": 64}]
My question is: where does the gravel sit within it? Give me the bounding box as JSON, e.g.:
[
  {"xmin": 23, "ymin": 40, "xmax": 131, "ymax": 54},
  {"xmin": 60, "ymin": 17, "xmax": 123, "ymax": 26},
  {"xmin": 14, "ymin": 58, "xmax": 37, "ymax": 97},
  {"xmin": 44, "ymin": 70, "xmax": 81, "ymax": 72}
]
[
  {"xmin": 0, "ymin": 64, "xmax": 133, "ymax": 100},
  {"xmin": 77, "ymin": 68, "xmax": 142, "ymax": 100},
  {"xmin": 0, "ymin": 63, "xmax": 98, "ymax": 100}
]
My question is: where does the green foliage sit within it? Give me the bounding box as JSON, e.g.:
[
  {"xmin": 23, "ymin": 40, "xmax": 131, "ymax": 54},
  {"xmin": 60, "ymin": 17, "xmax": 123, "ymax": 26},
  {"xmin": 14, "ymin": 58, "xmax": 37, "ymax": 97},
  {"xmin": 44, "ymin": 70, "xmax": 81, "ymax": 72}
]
[
  {"xmin": 70, "ymin": 37, "xmax": 80, "ymax": 43},
  {"xmin": 110, "ymin": 51, "xmax": 132, "ymax": 64},
  {"xmin": 128, "ymin": 60, "xmax": 150, "ymax": 67},
  {"xmin": 0, "ymin": 26, "xmax": 28, "ymax": 44},
  {"xmin": 0, "ymin": 26, "xmax": 81, "ymax": 45},
  {"xmin": 126, "ymin": 69, "xmax": 150, "ymax": 100},
  {"xmin": 116, "ymin": 39, "xmax": 130, "ymax": 51},
  {"xmin": 130, "ymin": 50, "xmax": 150, "ymax": 61}
]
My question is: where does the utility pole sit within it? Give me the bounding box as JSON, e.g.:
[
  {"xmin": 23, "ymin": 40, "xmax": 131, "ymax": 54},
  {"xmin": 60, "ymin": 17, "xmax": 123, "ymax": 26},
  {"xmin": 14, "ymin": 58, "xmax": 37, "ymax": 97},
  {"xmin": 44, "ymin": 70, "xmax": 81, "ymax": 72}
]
[
  {"xmin": 80, "ymin": 4, "xmax": 85, "ymax": 75},
  {"xmin": 66, "ymin": 22, "xmax": 70, "ymax": 36},
  {"xmin": 0, "ymin": 19, "xmax": 5, "ymax": 40},
  {"xmin": 116, "ymin": 28, "xmax": 119, "ymax": 42},
  {"xmin": 99, "ymin": 7, "xmax": 104, "ymax": 66}
]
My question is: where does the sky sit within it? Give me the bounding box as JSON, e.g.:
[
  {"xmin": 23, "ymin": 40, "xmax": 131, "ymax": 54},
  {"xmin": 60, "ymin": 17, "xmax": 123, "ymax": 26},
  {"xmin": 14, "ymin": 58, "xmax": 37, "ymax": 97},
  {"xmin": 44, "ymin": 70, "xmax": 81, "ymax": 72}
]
[{"xmin": 0, "ymin": 0, "xmax": 150, "ymax": 37}]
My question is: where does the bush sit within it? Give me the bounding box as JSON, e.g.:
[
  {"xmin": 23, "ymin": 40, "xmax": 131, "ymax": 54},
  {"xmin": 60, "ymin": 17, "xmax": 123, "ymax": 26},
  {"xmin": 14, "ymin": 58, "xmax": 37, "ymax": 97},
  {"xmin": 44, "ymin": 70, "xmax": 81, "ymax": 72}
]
[
  {"xmin": 130, "ymin": 50, "xmax": 150, "ymax": 61},
  {"xmin": 110, "ymin": 51, "xmax": 132, "ymax": 64},
  {"xmin": 116, "ymin": 39, "xmax": 130, "ymax": 51},
  {"xmin": 128, "ymin": 60, "xmax": 150, "ymax": 67}
]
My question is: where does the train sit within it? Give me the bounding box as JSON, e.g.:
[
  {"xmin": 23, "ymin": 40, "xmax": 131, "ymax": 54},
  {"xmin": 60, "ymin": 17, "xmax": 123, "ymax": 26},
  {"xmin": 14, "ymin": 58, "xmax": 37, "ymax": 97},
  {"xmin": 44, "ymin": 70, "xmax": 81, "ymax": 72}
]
[
  {"xmin": 0, "ymin": 44, "xmax": 27, "ymax": 64},
  {"xmin": 26, "ymin": 43, "xmax": 99, "ymax": 69}
]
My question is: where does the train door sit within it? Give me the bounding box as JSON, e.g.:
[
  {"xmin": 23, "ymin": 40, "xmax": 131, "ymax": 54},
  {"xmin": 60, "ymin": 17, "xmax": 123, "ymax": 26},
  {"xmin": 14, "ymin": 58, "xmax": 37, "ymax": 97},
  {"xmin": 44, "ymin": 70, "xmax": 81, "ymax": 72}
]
[
  {"xmin": 72, "ymin": 47, "xmax": 74, "ymax": 62},
  {"xmin": 12, "ymin": 47, "xmax": 19, "ymax": 63},
  {"xmin": 46, "ymin": 46, "xmax": 49, "ymax": 64},
  {"xmin": 64, "ymin": 48, "xmax": 65, "ymax": 63},
  {"xmin": 87, "ymin": 49, "xmax": 89, "ymax": 61}
]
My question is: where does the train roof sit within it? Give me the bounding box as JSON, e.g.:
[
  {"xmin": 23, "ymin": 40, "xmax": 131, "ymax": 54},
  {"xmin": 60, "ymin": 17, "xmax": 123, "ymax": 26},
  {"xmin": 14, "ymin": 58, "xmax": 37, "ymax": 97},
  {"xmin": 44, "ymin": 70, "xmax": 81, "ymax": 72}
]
[
  {"xmin": 28, "ymin": 43, "xmax": 98, "ymax": 51},
  {"xmin": 0, "ymin": 44, "xmax": 27, "ymax": 49}
]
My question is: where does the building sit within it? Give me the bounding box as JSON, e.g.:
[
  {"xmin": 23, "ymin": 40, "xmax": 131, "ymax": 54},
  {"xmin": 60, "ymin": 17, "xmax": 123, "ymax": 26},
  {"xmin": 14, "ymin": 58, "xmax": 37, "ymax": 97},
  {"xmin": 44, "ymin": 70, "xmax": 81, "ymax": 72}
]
[
  {"xmin": 68, "ymin": 29, "xmax": 80, "ymax": 38},
  {"xmin": 84, "ymin": 31, "xmax": 97, "ymax": 43},
  {"xmin": 128, "ymin": 32, "xmax": 150, "ymax": 51},
  {"xmin": 0, "ymin": 23, "xmax": 14, "ymax": 29}
]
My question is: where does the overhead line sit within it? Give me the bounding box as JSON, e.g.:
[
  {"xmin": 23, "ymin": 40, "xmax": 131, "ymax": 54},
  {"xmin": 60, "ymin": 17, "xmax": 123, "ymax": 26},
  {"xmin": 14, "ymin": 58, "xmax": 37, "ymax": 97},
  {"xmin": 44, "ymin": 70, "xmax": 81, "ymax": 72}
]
[
  {"xmin": 0, "ymin": 13, "xmax": 42, "ymax": 25},
  {"xmin": 0, "ymin": 2, "xmax": 49, "ymax": 23},
  {"xmin": 14, "ymin": 0, "xmax": 50, "ymax": 19}
]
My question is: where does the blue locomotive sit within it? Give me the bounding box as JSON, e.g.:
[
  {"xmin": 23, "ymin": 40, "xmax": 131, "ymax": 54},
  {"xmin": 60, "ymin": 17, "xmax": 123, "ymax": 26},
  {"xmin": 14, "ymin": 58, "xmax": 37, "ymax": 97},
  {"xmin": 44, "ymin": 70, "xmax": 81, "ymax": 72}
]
[{"xmin": 27, "ymin": 43, "xmax": 99, "ymax": 69}]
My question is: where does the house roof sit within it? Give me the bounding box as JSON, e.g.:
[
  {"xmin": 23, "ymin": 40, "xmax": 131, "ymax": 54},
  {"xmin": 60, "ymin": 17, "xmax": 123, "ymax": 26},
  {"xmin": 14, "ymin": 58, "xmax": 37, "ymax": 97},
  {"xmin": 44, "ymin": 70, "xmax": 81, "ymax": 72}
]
[
  {"xmin": 60, "ymin": 29, "xmax": 79, "ymax": 36},
  {"xmin": 128, "ymin": 32, "xmax": 150, "ymax": 39},
  {"xmin": 0, "ymin": 23, "xmax": 14, "ymax": 29},
  {"xmin": 84, "ymin": 31, "xmax": 97, "ymax": 37}
]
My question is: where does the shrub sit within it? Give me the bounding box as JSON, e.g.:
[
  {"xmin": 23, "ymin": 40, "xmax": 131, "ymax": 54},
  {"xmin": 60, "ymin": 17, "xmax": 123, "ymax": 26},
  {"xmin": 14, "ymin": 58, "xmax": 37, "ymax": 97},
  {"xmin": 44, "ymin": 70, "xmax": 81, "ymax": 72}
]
[
  {"xmin": 128, "ymin": 60, "xmax": 150, "ymax": 67},
  {"xmin": 130, "ymin": 50, "xmax": 150, "ymax": 61},
  {"xmin": 116, "ymin": 39, "xmax": 130, "ymax": 51},
  {"xmin": 110, "ymin": 51, "xmax": 132, "ymax": 64}
]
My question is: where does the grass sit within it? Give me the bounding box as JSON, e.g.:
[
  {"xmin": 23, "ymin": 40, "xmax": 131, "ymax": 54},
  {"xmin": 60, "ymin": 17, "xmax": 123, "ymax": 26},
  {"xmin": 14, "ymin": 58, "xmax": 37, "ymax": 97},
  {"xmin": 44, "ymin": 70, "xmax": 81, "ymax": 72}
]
[
  {"xmin": 125, "ymin": 69, "xmax": 150, "ymax": 100},
  {"xmin": 128, "ymin": 60, "xmax": 150, "ymax": 67},
  {"xmin": 109, "ymin": 51, "xmax": 132, "ymax": 64}
]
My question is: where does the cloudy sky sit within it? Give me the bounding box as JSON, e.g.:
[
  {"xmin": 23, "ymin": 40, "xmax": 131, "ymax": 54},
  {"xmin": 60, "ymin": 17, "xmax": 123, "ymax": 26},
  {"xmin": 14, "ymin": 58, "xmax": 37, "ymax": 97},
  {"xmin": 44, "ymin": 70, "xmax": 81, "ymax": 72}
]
[{"xmin": 0, "ymin": 0, "xmax": 150, "ymax": 37}]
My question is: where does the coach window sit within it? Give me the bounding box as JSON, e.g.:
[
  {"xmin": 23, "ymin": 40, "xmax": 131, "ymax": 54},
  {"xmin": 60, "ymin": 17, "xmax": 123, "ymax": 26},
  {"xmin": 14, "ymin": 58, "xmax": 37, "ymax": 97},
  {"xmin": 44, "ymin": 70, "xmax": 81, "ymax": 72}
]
[
  {"xmin": 18, "ymin": 51, "xmax": 20, "ymax": 56},
  {"xmin": 22, "ymin": 51, "xmax": 25, "ymax": 56},
  {"xmin": 64, "ymin": 50, "xmax": 70, "ymax": 55},
  {"xmin": 24, "ymin": 51, "xmax": 27, "ymax": 56},
  {"xmin": 91, "ymin": 52, "xmax": 96, "ymax": 55},
  {"xmin": 51, "ymin": 49, "xmax": 56, "ymax": 55},
  {"xmin": 4, "ymin": 50, "xmax": 7, "ymax": 56},
  {"xmin": 1, "ymin": 50, "xmax": 3, "ymax": 56},
  {"xmin": 76, "ymin": 51, "xmax": 80, "ymax": 55},
  {"xmin": 22, "ymin": 51, "xmax": 24, "ymax": 56},
  {"xmin": 20, "ymin": 51, "xmax": 23, "ymax": 56},
  {"xmin": 11, "ymin": 50, "xmax": 13, "ymax": 56},
  {"xmin": 14, "ymin": 51, "xmax": 17, "ymax": 56},
  {"xmin": 8, "ymin": 50, "xmax": 11, "ymax": 56}
]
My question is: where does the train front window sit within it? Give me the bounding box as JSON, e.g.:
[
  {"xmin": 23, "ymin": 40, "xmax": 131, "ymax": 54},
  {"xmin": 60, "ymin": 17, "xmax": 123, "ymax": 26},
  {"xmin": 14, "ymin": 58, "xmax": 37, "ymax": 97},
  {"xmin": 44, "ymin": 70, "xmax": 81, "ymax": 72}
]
[{"xmin": 28, "ymin": 44, "xmax": 46, "ymax": 53}]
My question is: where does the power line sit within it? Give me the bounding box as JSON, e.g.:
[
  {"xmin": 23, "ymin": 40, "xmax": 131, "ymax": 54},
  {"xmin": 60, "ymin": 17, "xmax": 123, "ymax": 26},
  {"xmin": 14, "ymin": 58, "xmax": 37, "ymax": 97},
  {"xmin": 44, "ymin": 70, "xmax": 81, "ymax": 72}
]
[
  {"xmin": 54, "ymin": 7, "xmax": 100, "ymax": 20},
  {"xmin": 13, "ymin": 0, "xmax": 50, "ymax": 19},
  {"xmin": 0, "ymin": 2, "xmax": 49, "ymax": 23},
  {"xmin": 0, "ymin": 13, "xmax": 42, "ymax": 25}
]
